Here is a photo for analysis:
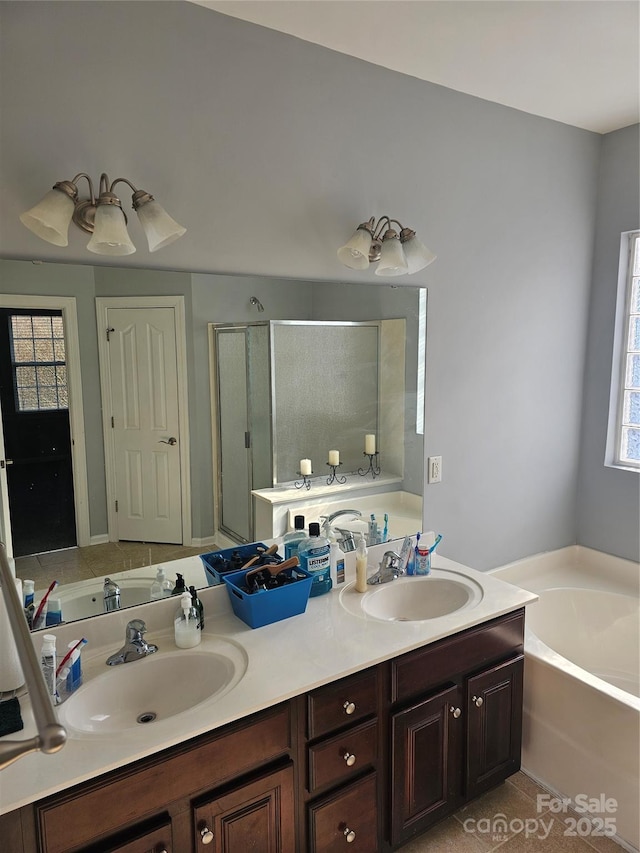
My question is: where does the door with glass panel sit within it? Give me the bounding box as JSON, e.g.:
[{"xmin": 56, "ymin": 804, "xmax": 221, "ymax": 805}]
[{"xmin": 0, "ymin": 309, "xmax": 75, "ymax": 556}]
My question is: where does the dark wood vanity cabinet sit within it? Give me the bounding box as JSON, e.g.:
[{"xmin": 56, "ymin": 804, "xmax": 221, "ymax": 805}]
[
  {"xmin": 301, "ymin": 669, "xmax": 381, "ymax": 851},
  {"xmin": 192, "ymin": 764, "xmax": 295, "ymax": 852},
  {"xmin": 389, "ymin": 610, "xmax": 525, "ymax": 848},
  {"xmin": 1, "ymin": 608, "xmax": 526, "ymax": 853}
]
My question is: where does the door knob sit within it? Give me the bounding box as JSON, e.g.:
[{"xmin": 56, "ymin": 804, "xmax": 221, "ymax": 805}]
[
  {"xmin": 472, "ymin": 695, "xmax": 484, "ymax": 707},
  {"xmin": 158, "ymin": 437, "xmax": 177, "ymax": 445},
  {"xmin": 342, "ymin": 750, "xmax": 357, "ymax": 766},
  {"xmin": 343, "ymin": 700, "xmax": 356, "ymax": 715},
  {"xmin": 343, "ymin": 827, "xmax": 356, "ymax": 843},
  {"xmin": 449, "ymin": 706, "xmax": 462, "ymax": 718}
]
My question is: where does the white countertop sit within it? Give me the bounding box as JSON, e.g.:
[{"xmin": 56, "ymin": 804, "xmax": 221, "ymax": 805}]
[{"xmin": 0, "ymin": 548, "xmax": 537, "ymax": 815}]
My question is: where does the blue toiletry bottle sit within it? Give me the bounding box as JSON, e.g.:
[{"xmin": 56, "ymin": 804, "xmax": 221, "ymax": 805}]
[
  {"xmin": 284, "ymin": 515, "xmax": 306, "ymax": 560},
  {"xmin": 297, "ymin": 522, "xmax": 332, "ymax": 596},
  {"xmin": 45, "ymin": 596, "xmax": 63, "ymax": 626}
]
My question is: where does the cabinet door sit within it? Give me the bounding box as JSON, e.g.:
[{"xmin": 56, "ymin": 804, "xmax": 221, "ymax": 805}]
[
  {"xmin": 466, "ymin": 654, "xmax": 524, "ymax": 799},
  {"xmin": 193, "ymin": 764, "xmax": 295, "ymax": 853},
  {"xmin": 390, "ymin": 684, "xmax": 463, "ymax": 847}
]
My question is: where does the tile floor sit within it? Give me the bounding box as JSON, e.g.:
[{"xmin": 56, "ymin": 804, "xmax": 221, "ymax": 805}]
[
  {"xmin": 13, "ymin": 541, "xmax": 213, "ymax": 588},
  {"xmin": 399, "ymin": 772, "xmax": 625, "ymax": 852}
]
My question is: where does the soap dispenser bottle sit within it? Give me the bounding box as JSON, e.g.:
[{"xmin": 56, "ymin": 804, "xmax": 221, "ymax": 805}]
[
  {"xmin": 150, "ymin": 566, "xmax": 172, "ymax": 599},
  {"xmin": 171, "ymin": 572, "xmax": 187, "ymax": 596},
  {"xmin": 189, "ymin": 585, "xmax": 204, "ymax": 630},
  {"xmin": 174, "ymin": 591, "xmax": 201, "ymax": 648},
  {"xmin": 355, "ymin": 533, "xmax": 369, "ymax": 593}
]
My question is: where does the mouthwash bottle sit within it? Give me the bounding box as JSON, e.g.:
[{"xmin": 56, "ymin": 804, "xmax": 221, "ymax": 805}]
[
  {"xmin": 283, "ymin": 515, "xmax": 306, "ymax": 560},
  {"xmin": 297, "ymin": 522, "xmax": 332, "ymax": 597}
]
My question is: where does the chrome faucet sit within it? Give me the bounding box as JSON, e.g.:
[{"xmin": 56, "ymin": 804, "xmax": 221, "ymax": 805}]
[
  {"xmin": 103, "ymin": 577, "xmax": 121, "ymax": 612},
  {"xmin": 321, "ymin": 509, "xmax": 363, "ymax": 552},
  {"xmin": 367, "ymin": 551, "xmax": 403, "ymax": 585},
  {"xmin": 106, "ymin": 619, "xmax": 158, "ymax": 665}
]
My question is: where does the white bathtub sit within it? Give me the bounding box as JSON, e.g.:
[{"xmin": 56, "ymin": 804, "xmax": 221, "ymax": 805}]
[{"xmin": 492, "ymin": 546, "xmax": 640, "ymax": 852}]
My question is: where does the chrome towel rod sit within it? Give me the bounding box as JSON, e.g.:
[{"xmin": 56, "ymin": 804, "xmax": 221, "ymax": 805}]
[{"xmin": 0, "ymin": 543, "xmax": 66, "ymax": 770}]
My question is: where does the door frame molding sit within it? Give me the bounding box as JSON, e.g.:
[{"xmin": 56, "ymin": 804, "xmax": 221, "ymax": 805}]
[
  {"xmin": 96, "ymin": 296, "xmax": 192, "ymax": 545},
  {"xmin": 0, "ymin": 294, "xmax": 90, "ymax": 556}
]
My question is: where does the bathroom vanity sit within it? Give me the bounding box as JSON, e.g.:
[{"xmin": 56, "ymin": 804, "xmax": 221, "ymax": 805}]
[{"xmin": 0, "ymin": 553, "xmax": 535, "ymax": 852}]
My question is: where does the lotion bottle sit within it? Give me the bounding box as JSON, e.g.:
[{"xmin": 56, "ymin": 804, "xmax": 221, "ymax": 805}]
[
  {"xmin": 355, "ymin": 533, "xmax": 368, "ymax": 593},
  {"xmin": 174, "ymin": 591, "xmax": 201, "ymax": 648},
  {"xmin": 40, "ymin": 634, "xmax": 59, "ymax": 705}
]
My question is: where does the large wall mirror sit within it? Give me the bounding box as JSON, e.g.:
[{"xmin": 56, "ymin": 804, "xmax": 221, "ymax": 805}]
[{"xmin": 0, "ymin": 258, "xmax": 427, "ymax": 628}]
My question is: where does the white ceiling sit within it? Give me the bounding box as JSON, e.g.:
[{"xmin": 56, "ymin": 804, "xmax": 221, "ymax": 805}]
[{"xmin": 191, "ymin": 0, "xmax": 639, "ymax": 134}]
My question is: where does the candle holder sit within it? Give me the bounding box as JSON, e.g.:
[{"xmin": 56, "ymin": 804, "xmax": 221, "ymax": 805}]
[
  {"xmin": 295, "ymin": 470, "xmax": 313, "ymax": 490},
  {"xmin": 326, "ymin": 462, "xmax": 346, "ymax": 486},
  {"xmin": 358, "ymin": 451, "xmax": 381, "ymax": 479}
]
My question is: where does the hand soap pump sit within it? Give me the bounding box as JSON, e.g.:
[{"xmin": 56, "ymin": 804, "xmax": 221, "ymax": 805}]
[
  {"xmin": 151, "ymin": 566, "xmax": 172, "ymax": 599},
  {"xmin": 171, "ymin": 572, "xmax": 187, "ymax": 596},
  {"xmin": 174, "ymin": 591, "xmax": 201, "ymax": 648},
  {"xmin": 355, "ymin": 533, "xmax": 368, "ymax": 593}
]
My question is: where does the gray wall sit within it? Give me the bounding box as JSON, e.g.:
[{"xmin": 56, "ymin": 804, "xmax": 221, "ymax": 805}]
[
  {"xmin": 1, "ymin": 1, "xmax": 626, "ymax": 569},
  {"xmin": 576, "ymin": 125, "xmax": 640, "ymax": 562}
]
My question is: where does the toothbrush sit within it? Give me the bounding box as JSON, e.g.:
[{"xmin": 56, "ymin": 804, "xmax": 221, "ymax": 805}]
[
  {"xmin": 55, "ymin": 638, "xmax": 88, "ymax": 678},
  {"xmin": 383, "ymin": 513, "xmax": 388, "ymax": 542},
  {"xmin": 32, "ymin": 580, "xmax": 58, "ymax": 629},
  {"xmin": 427, "ymin": 533, "xmax": 443, "ymax": 554}
]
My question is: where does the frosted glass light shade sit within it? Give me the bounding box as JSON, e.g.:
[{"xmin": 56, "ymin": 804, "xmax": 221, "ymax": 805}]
[
  {"xmin": 337, "ymin": 227, "xmax": 373, "ymax": 270},
  {"xmin": 87, "ymin": 205, "xmax": 136, "ymax": 255},
  {"xmin": 403, "ymin": 234, "xmax": 436, "ymax": 274},
  {"xmin": 136, "ymin": 198, "xmax": 186, "ymax": 252},
  {"xmin": 375, "ymin": 236, "xmax": 408, "ymax": 276},
  {"xmin": 19, "ymin": 188, "xmax": 75, "ymax": 247}
]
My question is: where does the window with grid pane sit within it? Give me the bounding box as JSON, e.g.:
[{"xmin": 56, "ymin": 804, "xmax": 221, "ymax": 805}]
[
  {"xmin": 9, "ymin": 313, "xmax": 68, "ymax": 411},
  {"xmin": 614, "ymin": 232, "xmax": 640, "ymax": 468}
]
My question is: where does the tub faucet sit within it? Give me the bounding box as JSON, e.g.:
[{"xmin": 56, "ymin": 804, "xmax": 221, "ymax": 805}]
[
  {"xmin": 103, "ymin": 577, "xmax": 121, "ymax": 612},
  {"xmin": 321, "ymin": 509, "xmax": 363, "ymax": 552},
  {"xmin": 106, "ymin": 619, "xmax": 158, "ymax": 665},
  {"xmin": 367, "ymin": 551, "xmax": 403, "ymax": 585}
]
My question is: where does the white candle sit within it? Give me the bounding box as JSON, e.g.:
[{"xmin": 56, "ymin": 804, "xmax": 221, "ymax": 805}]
[
  {"xmin": 300, "ymin": 458, "xmax": 312, "ymax": 475},
  {"xmin": 328, "ymin": 450, "xmax": 340, "ymax": 466},
  {"xmin": 365, "ymin": 434, "xmax": 376, "ymax": 455}
]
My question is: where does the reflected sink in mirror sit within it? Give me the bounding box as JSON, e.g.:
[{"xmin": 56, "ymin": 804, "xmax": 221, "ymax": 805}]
[
  {"xmin": 57, "ymin": 577, "xmax": 157, "ymax": 621},
  {"xmin": 339, "ymin": 570, "xmax": 484, "ymax": 622},
  {"xmin": 59, "ymin": 638, "xmax": 247, "ymax": 735}
]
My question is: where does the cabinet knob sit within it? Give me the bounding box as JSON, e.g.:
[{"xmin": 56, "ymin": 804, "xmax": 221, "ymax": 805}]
[
  {"xmin": 200, "ymin": 825, "xmax": 214, "ymax": 844},
  {"xmin": 449, "ymin": 705, "xmax": 461, "ymax": 718},
  {"xmin": 343, "ymin": 827, "xmax": 356, "ymax": 843},
  {"xmin": 472, "ymin": 695, "xmax": 484, "ymax": 708},
  {"xmin": 343, "ymin": 700, "xmax": 356, "ymax": 715},
  {"xmin": 342, "ymin": 750, "xmax": 357, "ymax": 766}
]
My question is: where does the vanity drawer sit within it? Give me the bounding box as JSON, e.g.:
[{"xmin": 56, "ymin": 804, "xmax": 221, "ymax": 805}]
[
  {"xmin": 307, "ymin": 669, "xmax": 377, "ymax": 739},
  {"xmin": 308, "ymin": 719, "xmax": 378, "ymax": 794},
  {"xmin": 391, "ymin": 609, "xmax": 525, "ymax": 704},
  {"xmin": 307, "ymin": 772, "xmax": 378, "ymax": 852}
]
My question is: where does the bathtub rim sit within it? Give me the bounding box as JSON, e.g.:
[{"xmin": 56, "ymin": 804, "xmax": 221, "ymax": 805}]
[{"xmin": 490, "ymin": 545, "xmax": 640, "ymax": 713}]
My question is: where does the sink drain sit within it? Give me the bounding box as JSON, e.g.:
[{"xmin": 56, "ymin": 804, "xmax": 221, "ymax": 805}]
[{"xmin": 137, "ymin": 711, "xmax": 157, "ymax": 724}]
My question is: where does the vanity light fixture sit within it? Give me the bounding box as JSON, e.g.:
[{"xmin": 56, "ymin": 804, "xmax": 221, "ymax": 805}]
[
  {"xmin": 20, "ymin": 172, "xmax": 186, "ymax": 255},
  {"xmin": 338, "ymin": 216, "xmax": 436, "ymax": 277}
]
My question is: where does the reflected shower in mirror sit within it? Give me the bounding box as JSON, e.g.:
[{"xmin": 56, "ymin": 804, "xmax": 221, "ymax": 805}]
[{"xmin": 0, "ymin": 258, "xmax": 427, "ymax": 626}]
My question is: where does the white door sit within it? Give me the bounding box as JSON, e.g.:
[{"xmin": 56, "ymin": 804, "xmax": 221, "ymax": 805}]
[{"xmin": 107, "ymin": 307, "xmax": 182, "ymax": 543}]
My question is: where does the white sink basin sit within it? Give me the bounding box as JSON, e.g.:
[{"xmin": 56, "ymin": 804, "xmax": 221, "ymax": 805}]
[
  {"xmin": 59, "ymin": 639, "xmax": 247, "ymax": 735},
  {"xmin": 339, "ymin": 570, "xmax": 484, "ymax": 622}
]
